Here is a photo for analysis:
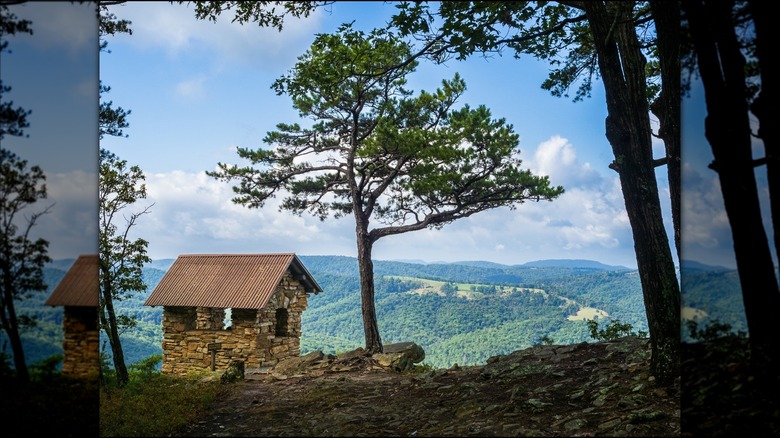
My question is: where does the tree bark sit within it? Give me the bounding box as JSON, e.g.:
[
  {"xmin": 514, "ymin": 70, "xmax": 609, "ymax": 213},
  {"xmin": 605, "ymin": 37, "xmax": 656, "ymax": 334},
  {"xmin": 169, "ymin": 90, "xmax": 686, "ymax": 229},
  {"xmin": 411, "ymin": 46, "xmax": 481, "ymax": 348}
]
[
  {"xmin": 684, "ymin": 0, "xmax": 780, "ymax": 378},
  {"xmin": 583, "ymin": 1, "xmax": 680, "ymax": 387},
  {"xmin": 356, "ymin": 224, "xmax": 383, "ymax": 354},
  {"xmin": 99, "ymin": 270, "xmax": 129, "ymax": 386},
  {"xmin": 649, "ymin": 0, "xmax": 682, "ymax": 263},
  {"xmin": 747, "ymin": 0, "xmax": 780, "ymax": 264},
  {"xmin": 1, "ymin": 268, "xmax": 28, "ymax": 382}
]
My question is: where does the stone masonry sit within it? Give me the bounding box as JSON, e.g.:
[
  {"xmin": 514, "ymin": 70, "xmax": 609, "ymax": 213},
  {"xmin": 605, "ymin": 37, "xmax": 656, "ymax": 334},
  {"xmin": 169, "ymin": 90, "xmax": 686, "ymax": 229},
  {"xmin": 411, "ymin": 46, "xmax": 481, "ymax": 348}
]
[
  {"xmin": 61, "ymin": 306, "xmax": 100, "ymax": 377},
  {"xmin": 160, "ymin": 271, "xmax": 310, "ymax": 376}
]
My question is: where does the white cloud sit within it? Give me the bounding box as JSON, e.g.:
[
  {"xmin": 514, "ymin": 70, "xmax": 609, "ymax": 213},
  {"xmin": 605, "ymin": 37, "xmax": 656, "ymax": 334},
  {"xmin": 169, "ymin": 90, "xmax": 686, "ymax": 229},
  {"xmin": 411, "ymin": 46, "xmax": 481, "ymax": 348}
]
[
  {"xmin": 107, "ymin": 2, "xmax": 322, "ymax": 71},
  {"xmin": 133, "ymin": 171, "xmax": 340, "ymax": 259},
  {"xmin": 8, "ymin": 2, "xmax": 96, "ymax": 54},
  {"xmin": 528, "ymin": 135, "xmax": 603, "ymax": 188},
  {"xmin": 175, "ymin": 75, "xmax": 207, "ymax": 99},
  {"xmin": 135, "ymin": 140, "xmax": 641, "ymax": 268},
  {"xmin": 27, "ymin": 171, "xmax": 99, "ymax": 260}
]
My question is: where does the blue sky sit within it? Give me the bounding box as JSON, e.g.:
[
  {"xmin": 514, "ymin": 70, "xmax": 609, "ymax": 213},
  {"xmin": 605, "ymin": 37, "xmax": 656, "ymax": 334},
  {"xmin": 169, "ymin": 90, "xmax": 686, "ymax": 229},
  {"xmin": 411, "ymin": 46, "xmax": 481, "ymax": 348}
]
[
  {"xmin": 7, "ymin": 1, "xmax": 754, "ymax": 271},
  {"xmin": 1, "ymin": 1, "xmax": 98, "ymax": 261},
  {"xmin": 95, "ymin": 1, "xmax": 676, "ymax": 270}
]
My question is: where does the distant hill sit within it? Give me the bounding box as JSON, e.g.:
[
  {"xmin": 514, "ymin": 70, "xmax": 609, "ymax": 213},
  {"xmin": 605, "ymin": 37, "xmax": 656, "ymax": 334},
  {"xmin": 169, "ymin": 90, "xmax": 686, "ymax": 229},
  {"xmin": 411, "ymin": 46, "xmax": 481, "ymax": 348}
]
[
  {"xmin": 520, "ymin": 259, "xmax": 632, "ymax": 270},
  {"xmin": 144, "ymin": 259, "xmax": 176, "ymax": 271},
  {"xmin": 387, "ymin": 258, "xmax": 631, "ymax": 271},
  {"xmin": 448, "ymin": 260, "xmax": 511, "ymax": 270},
  {"xmin": 680, "ymin": 259, "xmax": 734, "ymax": 272}
]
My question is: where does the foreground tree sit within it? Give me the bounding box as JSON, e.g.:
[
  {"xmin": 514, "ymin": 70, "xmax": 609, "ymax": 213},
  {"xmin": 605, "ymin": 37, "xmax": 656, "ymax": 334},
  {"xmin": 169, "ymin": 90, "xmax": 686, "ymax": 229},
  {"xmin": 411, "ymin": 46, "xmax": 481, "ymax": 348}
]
[
  {"xmin": 386, "ymin": 0, "xmax": 680, "ymax": 387},
  {"xmin": 98, "ymin": 149, "xmax": 151, "ymax": 387},
  {"xmin": 0, "ymin": 6, "xmax": 51, "ymax": 383},
  {"xmin": 0, "ymin": 150, "xmax": 51, "ymax": 383},
  {"xmin": 209, "ymin": 25, "xmax": 564, "ymax": 353},
  {"xmin": 683, "ymin": 0, "xmax": 780, "ymax": 379}
]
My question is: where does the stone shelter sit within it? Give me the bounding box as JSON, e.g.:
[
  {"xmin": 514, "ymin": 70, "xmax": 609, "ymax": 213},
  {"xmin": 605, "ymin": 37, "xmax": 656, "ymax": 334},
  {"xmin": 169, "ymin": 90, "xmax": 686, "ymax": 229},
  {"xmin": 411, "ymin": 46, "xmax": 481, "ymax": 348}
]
[
  {"xmin": 143, "ymin": 253, "xmax": 323, "ymax": 376},
  {"xmin": 44, "ymin": 254, "xmax": 100, "ymax": 378}
]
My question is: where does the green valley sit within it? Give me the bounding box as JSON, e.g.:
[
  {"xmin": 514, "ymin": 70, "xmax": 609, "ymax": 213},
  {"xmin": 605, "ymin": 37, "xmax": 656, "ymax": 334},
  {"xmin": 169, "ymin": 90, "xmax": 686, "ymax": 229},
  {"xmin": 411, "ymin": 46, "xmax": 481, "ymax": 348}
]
[{"xmin": 7, "ymin": 255, "xmax": 678, "ymax": 371}]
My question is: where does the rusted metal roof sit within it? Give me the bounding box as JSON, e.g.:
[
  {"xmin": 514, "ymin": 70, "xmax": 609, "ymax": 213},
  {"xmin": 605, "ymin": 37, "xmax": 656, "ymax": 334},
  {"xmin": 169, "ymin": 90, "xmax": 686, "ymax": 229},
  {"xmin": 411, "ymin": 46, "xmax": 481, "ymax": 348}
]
[
  {"xmin": 143, "ymin": 253, "xmax": 323, "ymax": 309},
  {"xmin": 45, "ymin": 254, "xmax": 99, "ymax": 307}
]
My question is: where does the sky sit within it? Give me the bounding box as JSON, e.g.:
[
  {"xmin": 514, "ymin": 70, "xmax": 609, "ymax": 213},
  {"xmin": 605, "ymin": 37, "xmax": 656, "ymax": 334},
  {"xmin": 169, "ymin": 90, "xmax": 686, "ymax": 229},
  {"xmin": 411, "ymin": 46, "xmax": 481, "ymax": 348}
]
[
  {"xmin": 93, "ymin": 0, "xmax": 677, "ymax": 270},
  {"xmin": 5, "ymin": 1, "xmax": 761, "ymax": 271},
  {"xmin": 1, "ymin": 1, "xmax": 98, "ymax": 261}
]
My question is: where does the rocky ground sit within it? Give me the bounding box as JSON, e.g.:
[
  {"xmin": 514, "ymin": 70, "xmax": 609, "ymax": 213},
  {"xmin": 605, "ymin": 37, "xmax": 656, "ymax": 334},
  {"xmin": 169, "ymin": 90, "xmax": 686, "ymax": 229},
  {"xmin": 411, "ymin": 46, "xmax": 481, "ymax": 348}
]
[
  {"xmin": 173, "ymin": 337, "xmax": 680, "ymax": 437},
  {"xmin": 681, "ymin": 336, "xmax": 780, "ymax": 436}
]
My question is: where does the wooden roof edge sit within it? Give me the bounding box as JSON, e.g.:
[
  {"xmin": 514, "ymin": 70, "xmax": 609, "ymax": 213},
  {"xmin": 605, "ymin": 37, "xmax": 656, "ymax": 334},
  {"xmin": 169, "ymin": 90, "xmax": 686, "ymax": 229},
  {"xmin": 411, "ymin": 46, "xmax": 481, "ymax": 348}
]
[
  {"xmin": 174, "ymin": 252, "xmax": 297, "ymax": 258},
  {"xmin": 290, "ymin": 254, "xmax": 323, "ymax": 294},
  {"xmin": 173, "ymin": 253, "xmax": 322, "ymax": 293}
]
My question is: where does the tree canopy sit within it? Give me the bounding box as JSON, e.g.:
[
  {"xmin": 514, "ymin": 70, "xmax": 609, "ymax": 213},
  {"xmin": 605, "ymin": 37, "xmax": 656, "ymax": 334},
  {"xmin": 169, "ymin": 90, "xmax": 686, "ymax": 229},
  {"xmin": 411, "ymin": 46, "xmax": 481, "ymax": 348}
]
[{"xmin": 209, "ymin": 24, "xmax": 563, "ymax": 352}]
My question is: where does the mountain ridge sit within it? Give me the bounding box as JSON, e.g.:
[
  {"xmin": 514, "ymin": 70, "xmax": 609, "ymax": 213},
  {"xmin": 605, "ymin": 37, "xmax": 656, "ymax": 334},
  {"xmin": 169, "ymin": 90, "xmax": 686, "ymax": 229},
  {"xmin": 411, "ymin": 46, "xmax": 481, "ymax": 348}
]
[{"xmin": 138, "ymin": 256, "xmax": 634, "ymax": 272}]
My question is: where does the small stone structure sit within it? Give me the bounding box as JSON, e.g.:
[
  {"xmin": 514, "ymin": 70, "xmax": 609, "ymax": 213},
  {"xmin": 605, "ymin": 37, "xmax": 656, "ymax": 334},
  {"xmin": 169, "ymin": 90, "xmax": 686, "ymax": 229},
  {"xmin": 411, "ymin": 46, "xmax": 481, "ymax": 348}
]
[
  {"xmin": 44, "ymin": 254, "xmax": 100, "ymax": 378},
  {"xmin": 144, "ymin": 253, "xmax": 322, "ymax": 377}
]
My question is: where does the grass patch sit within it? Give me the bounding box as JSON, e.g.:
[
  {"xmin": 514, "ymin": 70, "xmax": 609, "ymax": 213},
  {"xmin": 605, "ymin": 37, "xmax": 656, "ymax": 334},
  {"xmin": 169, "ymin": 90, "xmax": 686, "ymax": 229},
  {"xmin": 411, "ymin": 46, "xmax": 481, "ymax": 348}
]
[{"xmin": 100, "ymin": 371, "xmax": 229, "ymax": 437}]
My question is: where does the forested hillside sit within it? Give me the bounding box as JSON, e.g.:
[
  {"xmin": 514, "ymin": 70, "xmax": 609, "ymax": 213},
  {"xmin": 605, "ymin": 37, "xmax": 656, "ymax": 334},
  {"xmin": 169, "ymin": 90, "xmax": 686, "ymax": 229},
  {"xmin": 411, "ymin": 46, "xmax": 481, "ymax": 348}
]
[
  {"xmin": 14, "ymin": 256, "xmax": 741, "ymax": 370},
  {"xmin": 95, "ymin": 256, "xmax": 650, "ymax": 368},
  {"xmin": 680, "ymin": 260, "xmax": 748, "ymax": 340}
]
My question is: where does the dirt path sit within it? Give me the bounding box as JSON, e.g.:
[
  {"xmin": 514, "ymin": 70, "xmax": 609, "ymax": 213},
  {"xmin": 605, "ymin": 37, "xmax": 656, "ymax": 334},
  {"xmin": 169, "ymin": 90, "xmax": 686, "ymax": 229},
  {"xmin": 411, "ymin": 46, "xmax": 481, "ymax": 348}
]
[{"xmin": 173, "ymin": 338, "xmax": 680, "ymax": 437}]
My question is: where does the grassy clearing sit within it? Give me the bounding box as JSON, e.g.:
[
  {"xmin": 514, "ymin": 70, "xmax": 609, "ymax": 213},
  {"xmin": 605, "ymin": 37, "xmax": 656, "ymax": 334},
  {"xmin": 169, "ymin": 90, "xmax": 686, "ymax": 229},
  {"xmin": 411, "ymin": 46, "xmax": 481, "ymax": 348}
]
[
  {"xmin": 386, "ymin": 275, "xmax": 546, "ymax": 298},
  {"xmin": 567, "ymin": 307, "xmax": 609, "ymax": 321},
  {"xmin": 681, "ymin": 306, "xmax": 708, "ymax": 320}
]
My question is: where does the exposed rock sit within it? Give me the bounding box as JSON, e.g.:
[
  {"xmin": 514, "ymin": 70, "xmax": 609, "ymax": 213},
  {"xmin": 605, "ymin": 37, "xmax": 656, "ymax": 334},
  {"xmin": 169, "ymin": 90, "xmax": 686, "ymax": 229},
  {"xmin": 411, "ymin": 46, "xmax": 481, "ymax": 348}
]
[
  {"xmin": 272, "ymin": 349, "xmax": 326, "ymax": 375},
  {"xmin": 373, "ymin": 342, "xmax": 425, "ymax": 371}
]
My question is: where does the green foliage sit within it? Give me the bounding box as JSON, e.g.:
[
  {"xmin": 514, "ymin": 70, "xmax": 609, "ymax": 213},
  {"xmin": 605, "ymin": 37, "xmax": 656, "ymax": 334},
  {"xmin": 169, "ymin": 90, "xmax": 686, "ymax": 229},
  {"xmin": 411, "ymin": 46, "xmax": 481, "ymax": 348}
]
[
  {"xmin": 99, "ymin": 148, "xmax": 153, "ymax": 386},
  {"xmin": 129, "ymin": 354, "xmax": 163, "ymax": 377},
  {"xmin": 209, "ymin": 23, "xmax": 563, "ymax": 228},
  {"xmin": 680, "ymin": 268, "xmax": 748, "ymax": 341},
  {"xmin": 28, "ymin": 354, "xmax": 62, "ymax": 380},
  {"xmin": 534, "ymin": 335, "xmax": 554, "ymax": 346},
  {"xmin": 188, "ymin": 1, "xmax": 329, "ymax": 30},
  {"xmin": 100, "ymin": 370, "xmax": 227, "ymax": 437},
  {"xmin": 587, "ymin": 318, "xmax": 647, "ymax": 342},
  {"xmin": 0, "ymin": 149, "xmax": 51, "ymax": 381},
  {"xmin": 685, "ymin": 319, "xmax": 747, "ymax": 342},
  {"xmin": 389, "ymin": 2, "xmax": 660, "ymax": 104},
  {"xmin": 439, "ymin": 282, "xmax": 458, "ymax": 294},
  {"xmin": 1, "ymin": 4, "xmax": 33, "ymax": 139}
]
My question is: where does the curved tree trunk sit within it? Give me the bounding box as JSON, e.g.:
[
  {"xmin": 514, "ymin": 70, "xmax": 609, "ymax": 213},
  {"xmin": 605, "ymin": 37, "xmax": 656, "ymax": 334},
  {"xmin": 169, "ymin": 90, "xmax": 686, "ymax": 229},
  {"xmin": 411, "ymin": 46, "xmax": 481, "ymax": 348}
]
[
  {"xmin": 99, "ymin": 271, "xmax": 129, "ymax": 386},
  {"xmin": 684, "ymin": 0, "xmax": 780, "ymax": 379},
  {"xmin": 583, "ymin": 1, "xmax": 680, "ymax": 387},
  {"xmin": 356, "ymin": 225, "xmax": 383, "ymax": 354}
]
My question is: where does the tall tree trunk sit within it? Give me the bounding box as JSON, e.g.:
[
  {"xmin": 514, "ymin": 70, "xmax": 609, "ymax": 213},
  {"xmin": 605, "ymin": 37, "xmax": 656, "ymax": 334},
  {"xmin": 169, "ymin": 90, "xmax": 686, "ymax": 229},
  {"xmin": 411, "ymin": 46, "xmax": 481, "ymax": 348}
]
[
  {"xmin": 649, "ymin": 0, "xmax": 682, "ymax": 263},
  {"xmin": 583, "ymin": 1, "xmax": 680, "ymax": 387},
  {"xmin": 356, "ymin": 225, "xmax": 383, "ymax": 354},
  {"xmin": 747, "ymin": 0, "xmax": 780, "ymax": 264},
  {"xmin": 684, "ymin": 0, "xmax": 780, "ymax": 378},
  {"xmin": 1, "ymin": 270, "xmax": 29, "ymax": 382},
  {"xmin": 99, "ymin": 272, "xmax": 129, "ymax": 386}
]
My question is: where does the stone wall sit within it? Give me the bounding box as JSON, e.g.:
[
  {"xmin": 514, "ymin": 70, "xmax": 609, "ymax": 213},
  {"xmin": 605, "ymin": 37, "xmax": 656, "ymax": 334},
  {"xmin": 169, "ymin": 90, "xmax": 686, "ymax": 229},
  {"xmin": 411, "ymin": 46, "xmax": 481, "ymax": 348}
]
[
  {"xmin": 160, "ymin": 271, "xmax": 311, "ymax": 376},
  {"xmin": 61, "ymin": 306, "xmax": 100, "ymax": 378}
]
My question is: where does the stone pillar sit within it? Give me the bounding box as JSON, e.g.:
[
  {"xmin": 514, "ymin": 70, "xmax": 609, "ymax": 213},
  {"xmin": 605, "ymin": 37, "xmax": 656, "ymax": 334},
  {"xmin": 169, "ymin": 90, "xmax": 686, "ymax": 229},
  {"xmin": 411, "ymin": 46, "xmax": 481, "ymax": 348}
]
[{"xmin": 61, "ymin": 306, "xmax": 99, "ymax": 378}]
